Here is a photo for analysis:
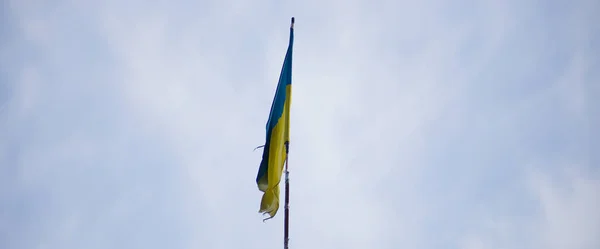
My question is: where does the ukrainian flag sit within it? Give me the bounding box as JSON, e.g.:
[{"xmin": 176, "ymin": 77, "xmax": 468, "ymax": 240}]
[{"xmin": 256, "ymin": 18, "xmax": 294, "ymax": 219}]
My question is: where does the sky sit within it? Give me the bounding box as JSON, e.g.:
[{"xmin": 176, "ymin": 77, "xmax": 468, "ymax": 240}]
[{"xmin": 0, "ymin": 0, "xmax": 599, "ymax": 249}]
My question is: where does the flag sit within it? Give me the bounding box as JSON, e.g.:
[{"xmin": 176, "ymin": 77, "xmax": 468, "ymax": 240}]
[{"xmin": 256, "ymin": 19, "xmax": 294, "ymax": 220}]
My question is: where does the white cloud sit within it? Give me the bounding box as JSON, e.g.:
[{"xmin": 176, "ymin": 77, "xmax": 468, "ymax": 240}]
[{"xmin": 531, "ymin": 168, "xmax": 600, "ymax": 249}]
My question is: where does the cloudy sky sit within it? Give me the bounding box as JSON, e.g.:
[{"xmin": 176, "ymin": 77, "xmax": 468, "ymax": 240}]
[{"xmin": 1, "ymin": 0, "xmax": 598, "ymax": 248}]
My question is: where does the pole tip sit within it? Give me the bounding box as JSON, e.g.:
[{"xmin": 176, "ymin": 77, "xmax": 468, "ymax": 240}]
[{"xmin": 291, "ymin": 17, "xmax": 295, "ymax": 28}]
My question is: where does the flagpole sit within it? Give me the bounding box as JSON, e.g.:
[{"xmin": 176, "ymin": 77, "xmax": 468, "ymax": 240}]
[
  {"xmin": 284, "ymin": 143, "xmax": 290, "ymax": 249},
  {"xmin": 284, "ymin": 17, "xmax": 294, "ymax": 249}
]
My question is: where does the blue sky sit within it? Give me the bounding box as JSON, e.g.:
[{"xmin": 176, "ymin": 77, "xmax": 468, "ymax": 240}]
[{"xmin": 1, "ymin": 0, "xmax": 598, "ymax": 248}]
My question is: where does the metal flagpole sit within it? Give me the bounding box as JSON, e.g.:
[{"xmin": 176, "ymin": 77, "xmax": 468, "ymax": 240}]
[
  {"xmin": 284, "ymin": 142, "xmax": 290, "ymax": 249},
  {"xmin": 284, "ymin": 17, "xmax": 294, "ymax": 249}
]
